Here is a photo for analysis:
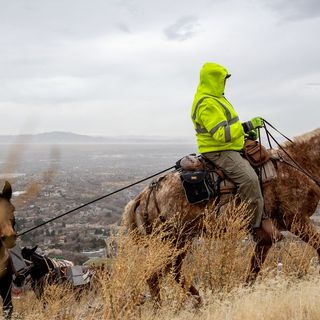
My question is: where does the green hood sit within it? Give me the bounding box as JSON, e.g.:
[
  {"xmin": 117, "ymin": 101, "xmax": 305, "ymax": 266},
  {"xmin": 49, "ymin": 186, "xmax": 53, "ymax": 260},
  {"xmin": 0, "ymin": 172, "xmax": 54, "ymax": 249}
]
[{"xmin": 196, "ymin": 62, "xmax": 229, "ymax": 98}]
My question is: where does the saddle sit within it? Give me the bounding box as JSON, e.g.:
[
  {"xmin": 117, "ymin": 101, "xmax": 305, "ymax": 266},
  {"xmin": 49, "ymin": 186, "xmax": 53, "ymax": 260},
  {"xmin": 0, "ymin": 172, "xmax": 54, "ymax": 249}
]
[{"xmin": 177, "ymin": 142, "xmax": 277, "ymax": 204}]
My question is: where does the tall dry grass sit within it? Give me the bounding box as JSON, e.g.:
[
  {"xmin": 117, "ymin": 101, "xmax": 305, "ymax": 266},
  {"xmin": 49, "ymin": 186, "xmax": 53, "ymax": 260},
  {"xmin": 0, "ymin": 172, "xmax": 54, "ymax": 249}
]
[{"xmin": 5, "ymin": 202, "xmax": 320, "ymax": 320}]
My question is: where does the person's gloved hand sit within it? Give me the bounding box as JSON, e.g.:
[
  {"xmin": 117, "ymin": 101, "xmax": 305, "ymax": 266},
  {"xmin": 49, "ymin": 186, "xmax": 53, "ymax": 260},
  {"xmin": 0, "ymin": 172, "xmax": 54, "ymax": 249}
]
[
  {"xmin": 247, "ymin": 129, "xmax": 259, "ymax": 140},
  {"xmin": 250, "ymin": 116, "xmax": 264, "ymax": 129},
  {"xmin": 242, "ymin": 117, "xmax": 264, "ymax": 133}
]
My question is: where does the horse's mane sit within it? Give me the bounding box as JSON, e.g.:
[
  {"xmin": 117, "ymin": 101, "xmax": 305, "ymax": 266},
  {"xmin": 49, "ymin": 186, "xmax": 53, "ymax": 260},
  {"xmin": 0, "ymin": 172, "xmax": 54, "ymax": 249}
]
[
  {"xmin": 282, "ymin": 128, "xmax": 320, "ymax": 149},
  {"xmin": 277, "ymin": 127, "xmax": 320, "ymax": 179}
]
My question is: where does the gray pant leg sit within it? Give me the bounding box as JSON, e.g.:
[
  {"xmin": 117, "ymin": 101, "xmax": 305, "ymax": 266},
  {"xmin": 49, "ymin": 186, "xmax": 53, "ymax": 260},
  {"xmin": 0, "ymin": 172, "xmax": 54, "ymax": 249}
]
[{"xmin": 203, "ymin": 150, "xmax": 263, "ymax": 228}]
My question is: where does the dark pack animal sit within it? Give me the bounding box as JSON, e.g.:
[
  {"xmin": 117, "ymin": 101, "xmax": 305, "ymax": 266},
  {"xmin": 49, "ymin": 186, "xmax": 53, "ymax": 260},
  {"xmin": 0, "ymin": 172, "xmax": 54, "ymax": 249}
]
[{"xmin": 15, "ymin": 246, "xmax": 92, "ymax": 301}]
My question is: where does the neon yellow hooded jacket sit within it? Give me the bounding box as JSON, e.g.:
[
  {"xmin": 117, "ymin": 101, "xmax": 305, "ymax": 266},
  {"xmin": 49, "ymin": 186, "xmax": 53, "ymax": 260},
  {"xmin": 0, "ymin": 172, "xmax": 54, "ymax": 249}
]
[{"xmin": 191, "ymin": 63, "xmax": 245, "ymax": 153}]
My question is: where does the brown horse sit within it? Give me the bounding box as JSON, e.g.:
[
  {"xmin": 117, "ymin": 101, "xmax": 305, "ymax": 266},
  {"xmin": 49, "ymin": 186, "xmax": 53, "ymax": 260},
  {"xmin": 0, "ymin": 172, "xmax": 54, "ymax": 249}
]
[
  {"xmin": 123, "ymin": 128, "xmax": 320, "ymax": 304},
  {"xmin": 0, "ymin": 182, "xmax": 16, "ymax": 319}
]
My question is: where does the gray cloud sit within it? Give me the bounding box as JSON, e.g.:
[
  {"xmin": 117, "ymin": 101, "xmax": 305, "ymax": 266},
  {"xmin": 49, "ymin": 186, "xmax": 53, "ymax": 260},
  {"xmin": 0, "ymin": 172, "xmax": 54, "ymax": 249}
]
[
  {"xmin": 116, "ymin": 22, "xmax": 131, "ymax": 33},
  {"xmin": 266, "ymin": 0, "xmax": 320, "ymax": 20},
  {"xmin": 164, "ymin": 16, "xmax": 200, "ymax": 41}
]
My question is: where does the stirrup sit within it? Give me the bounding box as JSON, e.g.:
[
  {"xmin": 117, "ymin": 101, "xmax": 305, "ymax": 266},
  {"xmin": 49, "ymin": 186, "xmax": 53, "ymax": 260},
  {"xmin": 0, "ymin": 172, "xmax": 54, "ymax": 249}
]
[{"xmin": 252, "ymin": 218, "xmax": 283, "ymax": 245}]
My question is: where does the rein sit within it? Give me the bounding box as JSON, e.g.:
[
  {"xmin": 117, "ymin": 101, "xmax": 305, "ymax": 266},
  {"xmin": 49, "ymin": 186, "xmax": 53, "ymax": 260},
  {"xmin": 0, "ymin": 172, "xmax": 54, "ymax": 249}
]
[{"xmin": 263, "ymin": 120, "xmax": 320, "ymax": 188}]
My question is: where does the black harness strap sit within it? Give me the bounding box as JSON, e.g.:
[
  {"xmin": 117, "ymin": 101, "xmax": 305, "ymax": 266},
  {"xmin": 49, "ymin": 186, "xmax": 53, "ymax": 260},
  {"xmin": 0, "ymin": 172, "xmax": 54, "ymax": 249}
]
[
  {"xmin": 143, "ymin": 180, "xmax": 162, "ymax": 235},
  {"xmin": 143, "ymin": 188, "xmax": 153, "ymax": 235},
  {"xmin": 151, "ymin": 181, "xmax": 161, "ymax": 216}
]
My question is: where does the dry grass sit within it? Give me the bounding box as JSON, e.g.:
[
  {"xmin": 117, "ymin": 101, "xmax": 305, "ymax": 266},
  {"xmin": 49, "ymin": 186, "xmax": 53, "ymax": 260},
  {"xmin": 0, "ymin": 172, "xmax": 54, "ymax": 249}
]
[{"xmin": 6, "ymin": 203, "xmax": 320, "ymax": 320}]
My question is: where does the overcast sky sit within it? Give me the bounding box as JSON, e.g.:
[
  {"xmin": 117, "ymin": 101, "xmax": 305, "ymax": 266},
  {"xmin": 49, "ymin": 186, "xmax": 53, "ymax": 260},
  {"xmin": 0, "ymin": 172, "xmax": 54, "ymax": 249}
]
[{"xmin": 0, "ymin": 0, "xmax": 319, "ymax": 138}]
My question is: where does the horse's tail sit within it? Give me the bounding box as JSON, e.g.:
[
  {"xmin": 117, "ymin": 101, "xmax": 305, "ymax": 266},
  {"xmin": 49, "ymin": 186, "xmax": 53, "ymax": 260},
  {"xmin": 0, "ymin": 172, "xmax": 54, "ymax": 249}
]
[{"xmin": 122, "ymin": 196, "xmax": 141, "ymax": 231}]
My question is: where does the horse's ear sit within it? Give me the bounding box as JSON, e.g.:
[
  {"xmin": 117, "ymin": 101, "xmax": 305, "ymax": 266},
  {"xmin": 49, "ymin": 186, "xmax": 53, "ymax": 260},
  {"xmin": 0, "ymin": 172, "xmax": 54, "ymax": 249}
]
[
  {"xmin": 31, "ymin": 246, "xmax": 38, "ymax": 253},
  {"xmin": 2, "ymin": 181, "xmax": 12, "ymax": 200}
]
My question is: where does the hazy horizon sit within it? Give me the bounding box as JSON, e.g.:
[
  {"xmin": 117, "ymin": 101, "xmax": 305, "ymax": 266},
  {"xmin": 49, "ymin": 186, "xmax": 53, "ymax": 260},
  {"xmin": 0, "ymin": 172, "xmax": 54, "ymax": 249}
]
[{"xmin": 0, "ymin": 130, "xmax": 193, "ymax": 139}]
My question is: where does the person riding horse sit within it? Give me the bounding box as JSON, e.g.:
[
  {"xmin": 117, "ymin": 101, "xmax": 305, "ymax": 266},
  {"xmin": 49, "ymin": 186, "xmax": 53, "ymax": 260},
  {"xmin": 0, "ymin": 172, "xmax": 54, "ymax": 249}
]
[{"xmin": 191, "ymin": 62, "xmax": 282, "ymax": 242}]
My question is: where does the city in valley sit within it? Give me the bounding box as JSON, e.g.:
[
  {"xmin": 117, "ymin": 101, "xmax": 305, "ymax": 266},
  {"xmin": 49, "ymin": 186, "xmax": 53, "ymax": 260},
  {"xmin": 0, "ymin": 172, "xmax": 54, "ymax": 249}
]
[{"xmin": 0, "ymin": 134, "xmax": 195, "ymax": 264}]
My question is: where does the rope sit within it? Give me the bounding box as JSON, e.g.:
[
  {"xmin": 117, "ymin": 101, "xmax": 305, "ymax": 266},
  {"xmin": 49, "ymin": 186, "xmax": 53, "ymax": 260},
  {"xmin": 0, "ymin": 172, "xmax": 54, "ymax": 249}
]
[
  {"xmin": 18, "ymin": 165, "xmax": 176, "ymax": 237},
  {"xmin": 3, "ymin": 282, "xmax": 12, "ymax": 312},
  {"xmin": 263, "ymin": 119, "xmax": 294, "ymax": 143},
  {"xmin": 263, "ymin": 121, "xmax": 320, "ymax": 188},
  {"xmin": 264, "ymin": 122, "xmax": 273, "ymax": 150}
]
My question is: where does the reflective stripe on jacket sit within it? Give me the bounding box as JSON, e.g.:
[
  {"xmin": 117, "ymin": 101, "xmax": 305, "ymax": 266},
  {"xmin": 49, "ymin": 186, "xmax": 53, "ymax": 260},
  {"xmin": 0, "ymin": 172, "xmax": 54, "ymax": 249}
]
[{"xmin": 191, "ymin": 62, "xmax": 245, "ymax": 153}]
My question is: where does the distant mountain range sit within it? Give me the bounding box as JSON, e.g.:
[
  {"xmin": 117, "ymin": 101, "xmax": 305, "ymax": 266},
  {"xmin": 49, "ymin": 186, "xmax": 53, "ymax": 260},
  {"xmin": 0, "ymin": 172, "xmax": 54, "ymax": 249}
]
[{"xmin": 0, "ymin": 132, "xmax": 194, "ymax": 144}]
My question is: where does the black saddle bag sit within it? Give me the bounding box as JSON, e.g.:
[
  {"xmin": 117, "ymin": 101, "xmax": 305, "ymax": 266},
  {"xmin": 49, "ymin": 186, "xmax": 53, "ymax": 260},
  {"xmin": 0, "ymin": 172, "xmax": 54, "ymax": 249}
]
[{"xmin": 180, "ymin": 170, "xmax": 212, "ymax": 204}]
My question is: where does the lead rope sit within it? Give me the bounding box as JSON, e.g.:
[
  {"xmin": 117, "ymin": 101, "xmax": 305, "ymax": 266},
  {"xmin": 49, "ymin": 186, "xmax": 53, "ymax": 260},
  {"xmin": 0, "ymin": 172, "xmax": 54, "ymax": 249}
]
[
  {"xmin": 3, "ymin": 282, "xmax": 13, "ymax": 314},
  {"xmin": 1, "ymin": 258, "xmax": 13, "ymax": 316},
  {"xmin": 18, "ymin": 165, "xmax": 176, "ymax": 237}
]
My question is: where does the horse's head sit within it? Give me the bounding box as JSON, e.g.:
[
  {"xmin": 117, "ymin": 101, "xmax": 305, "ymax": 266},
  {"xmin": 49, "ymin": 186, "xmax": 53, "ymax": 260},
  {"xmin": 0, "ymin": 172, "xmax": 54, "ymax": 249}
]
[
  {"xmin": 0, "ymin": 181, "xmax": 17, "ymax": 249},
  {"xmin": 21, "ymin": 246, "xmax": 38, "ymax": 262},
  {"xmin": 21, "ymin": 246, "xmax": 53, "ymax": 281}
]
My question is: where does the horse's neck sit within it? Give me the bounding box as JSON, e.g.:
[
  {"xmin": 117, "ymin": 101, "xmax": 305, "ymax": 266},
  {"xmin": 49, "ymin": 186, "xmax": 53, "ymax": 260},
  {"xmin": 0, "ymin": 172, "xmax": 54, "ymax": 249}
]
[
  {"xmin": 285, "ymin": 139, "xmax": 320, "ymax": 176},
  {"xmin": 0, "ymin": 245, "xmax": 9, "ymax": 262}
]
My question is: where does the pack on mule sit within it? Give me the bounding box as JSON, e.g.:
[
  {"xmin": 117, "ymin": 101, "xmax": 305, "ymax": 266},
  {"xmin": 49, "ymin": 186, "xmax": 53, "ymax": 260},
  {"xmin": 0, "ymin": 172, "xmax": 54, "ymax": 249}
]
[
  {"xmin": 0, "ymin": 182, "xmax": 16, "ymax": 320},
  {"xmin": 12, "ymin": 246, "xmax": 92, "ymax": 300},
  {"xmin": 123, "ymin": 128, "xmax": 320, "ymax": 306}
]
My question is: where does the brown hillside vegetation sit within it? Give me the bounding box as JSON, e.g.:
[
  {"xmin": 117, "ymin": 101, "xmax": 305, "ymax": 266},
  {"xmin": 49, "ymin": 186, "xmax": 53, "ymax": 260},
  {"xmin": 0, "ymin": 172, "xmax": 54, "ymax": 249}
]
[{"xmin": 6, "ymin": 203, "xmax": 320, "ymax": 320}]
